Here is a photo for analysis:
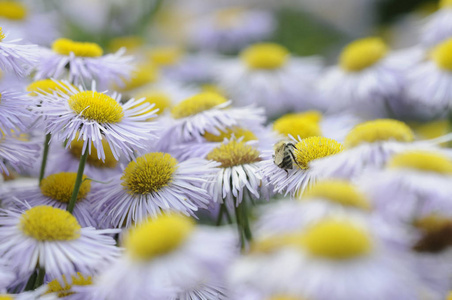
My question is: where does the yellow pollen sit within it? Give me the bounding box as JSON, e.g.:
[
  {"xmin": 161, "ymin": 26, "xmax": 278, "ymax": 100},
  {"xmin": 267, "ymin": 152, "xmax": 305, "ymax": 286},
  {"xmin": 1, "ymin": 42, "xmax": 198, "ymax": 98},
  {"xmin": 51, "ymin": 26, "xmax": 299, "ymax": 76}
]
[
  {"xmin": 120, "ymin": 64, "xmax": 159, "ymax": 92},
  {"xmin": 448, "ymin": 291, "xmax": 452, "ymax": 300},
  {"xmin": 412, "ymin": 120, "xmax": 449, "ymax": 141},
  {"xmin": 125, "ymin": 214, "xmax": 195, "ymax": 261},
  {"xmin": 0, "ymin": 296, "xmax": 13, "ymax": 300},
  {"xmin": 387, "ymin": 151, "xmax": 452, "ymax": 174},
  {"xmin": 301, "ymin": 180, "xmax": 370, "ymax": 210},
  {"xmin": 440, "ymin": 0, "xmax": 452, "ymax": 8},
  {"xmin": 108, "ymin": 36, "xmax": 144, "ymax": 53},
  {"xmin": 203, "ymin": 126, "xmax": 257, "ymax": 143},
  {"xmin": 20, "ymin": 206, "xmax": 81, "ymax": 241},
  {"xmin": 148, "ymin": 47, "xmax": 182, "ymax": 66},
  {"xmin": 133, "ymin": 91, "xmax": 171, "ymax": 117},
  {"xmin": 27, "ymin": 80, "xmax": 76, "ymax": 97},
  {"xmin": 0, "ymin": 27, "xmax": 5, "ymax": 42},
  {"xmin": 171, "ymin": 92, "xmax": 228, "ymax": 119},
  {"xmin": 68, "ymin": 91, "xmax": 124, "ymax": 123},
  {"xmin": 340, "ymin": 37, "xmax": 388, "ymax": 72},
  {"xmin": 206, "ymin": 140, "xmax": 261, "ymax": 168},
  {"xmin": 0, "ymin": 1, "xmax": 27, "ymax": 20},
  {"xmin": 41, "ymin": 172, "xmax": 91, "ymax": 203},
  {"xmin": 122, "ymin": 153, "xmax": 178, "ymax": 194},
  {"xmin": 69, "ymin": 137, "xmax": 118, "ymax": 168},
  {"xmin": 301, "ymin": 219, "xmax": 372, "ymax": 259},
  {"xmin": 344, "ymin": 119, "xmax": 414, "ymax": 148},
  {"xmin": 200, "ymin": 84, "xmax": 226, "ymax": 97},
  {"xmin": 273, "ymin": 113, "xmax": 322, "ymax": 139},
  {"xmin": 414, "ymin": 214, "xmax": 452, "ymax": 232},
  {"xmin": 52, "ymin": 38, "xmax": 103, "ymax": 57},
  {"xmin": 241, "ymin": 43, "xmax": 289, "ymax": 70},
  {"xmin": 431, "ymin": 38, "xmax": 452, "ymax": 71},
  {"xmin": 45, "ymin": 273, "xmax": 93, "ymax": 298},
  {"xmin": 294, "ymin": 136, "xmax": 344, "ymax": 169}
]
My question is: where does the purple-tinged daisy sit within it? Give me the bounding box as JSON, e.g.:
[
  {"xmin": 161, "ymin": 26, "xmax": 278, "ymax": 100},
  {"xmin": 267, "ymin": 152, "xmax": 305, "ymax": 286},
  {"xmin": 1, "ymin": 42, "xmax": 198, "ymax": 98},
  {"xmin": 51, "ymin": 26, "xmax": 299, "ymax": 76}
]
[
  {"xmin": 157, "ymin": 92, "xmax": 265, "ymax": 151},
  {"xmin": 360, "ymin": 151, "xmax": 452, "ymax": 223},
  {"xmin": 5, "ymin": 172, "xmax": 97, "ymax": 227},
  {"xmin": 187, "ymin": 7, "xmax": 275, "ymax": 52},
  {"xmin": 33, "ymin": 81, "xmax": 158, "ymax": 161},
  {"xmin": 90, "ymin": 214, "xmax": 237, "ymax": 300},
  {"xmin": 0, "ymin": 26, "xmax": 38, "ymax": 77},
  {"xmin": 217, "ymin": 43, "xmax": 322, "ymax": 118},
  {"xmin": 421, "ymin": 0, "xmax": 452, "ymax": 47},
  {"xmin": 92, "ymin": 152, "xmax": 217, "ymax": 228},
  {"xmin": 261, "ymin": 136, "xmax": 344, "ymax": 197},
  {"xmin": 0, "ymin": 133, "xmax": 40, "ymax": 176},
  {"xmin": 35, "ymin": 38, "xmax": 133, "ymax": 86},
  {"xmin": 206, "ymin": 139, "xmax": 270, "ymax": 209},
  {"xmin": 0, "ymin": 90, "xmax": 32, "ymax": 137},
  {"xmin": 0, "ymin": 205, "xmax": 120, "ymax": 280},
  {"xmin": 310, "ymin": 119, "xmax": 452, "ymax": 180}
]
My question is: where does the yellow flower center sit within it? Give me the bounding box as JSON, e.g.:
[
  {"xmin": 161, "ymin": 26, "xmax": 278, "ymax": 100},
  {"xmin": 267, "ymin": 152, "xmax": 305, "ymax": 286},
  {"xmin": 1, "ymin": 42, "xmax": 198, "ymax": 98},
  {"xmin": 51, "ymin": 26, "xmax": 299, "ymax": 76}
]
[
  {"xmin": 431, "ymin": 38, "xmax": 452, "ymax": 71},
  {"xmin": 0, "ymin": 296, "xmax": 13, "ymax": 300},
  {"xmin": 124, "ymin": 214, "xmax": 195, "ymax": 261},
  {"xmin": 52, "ymin": 38, "xmax": 103, "ymax": 57},
  {"xmin": 340, "ymin": 37, "xmax": 388, "ymax": 72},
  {"xmin": 68, "ymin": 91, "xmax": 124, "ymax": 123},
  {"xmin": 412, "ymin": 120, "xmax": 449, "ymax": 141},
  {"xmin": 301, "ymin": 219, "xmax": 372, "ymax": 259},
  {"xmin": 20, "ymin": 206, "xmax": 81, "ymax": 241},
  {"xmin": 69, "ymin": 137, "xmax": 118, "ymax": 169},
  {"xmin": 241, "ymin": 43, "xmax": 289, "ymax": 70},
  {"xmin": 40, "ymin": 172, "xmax": 91, "ymax": 203},
  {"xmin": 171, "ymin": 92, "xmax": 228, "ymax": 119},
  {"xmin": 108, "ymin": 35, "xmax": 144, "ymax": 53},
  {"xmin": 120, "ymin": 64, "xmax": 159, "ymax": 92},
  {"xmin": 387, "ymin": 151, "xmax": 452, "ymax": 174},
  {"xmin": 203, "ymin": 126, "xmax": 257, "ymax": 143},
  {"xmin": 206, "ymin": 140, "xmax": 261, "ymax": 168},
  {"xmin": 121, "ymin": 153, "xmax": 178, "ymax": 194},
  {"xmin": 200, "ymin": 84, "xmax": 226, "ymax": 97},
  {"xmin": 294, "ymin": 137, "xmax": 344, "ymax": 169},
  {"xmin": 301, "ymin": 180, "xmax": 370, "ymax": 210},
  {"xmin": 0, "ymin": 27, "xmax": 5, "ymax": 42},
  {"xmin": 440, "ymin": 0, "xmax": 452, "ymax": 8},
  {"xmin": 0, "ymin": 1, "xmax": 27, "ymax": 20},
  {"xmin": 273, "ymin": 112, "xmax": 322, "ymax": 139},
  {"xmin": 27, "ymin": 80, "xmax": 76, "ymax": 97},
  {"xmin": 414, "ymin": 214, "xmax": 452, "ymax": 232},
  {"xmin": 148, "ymin": 47, "xmax": 182, "ymax": 66},
  {"xmin": 344, "ymin": 119, "xmax": 414, "ymax": 148},
  {"xmin": 134, "ymin": 91, "xmax": 171, "ymax": 116},
  {"xmin": 45, "ymin": 273, "xmax": 92, "ymax": 298}
]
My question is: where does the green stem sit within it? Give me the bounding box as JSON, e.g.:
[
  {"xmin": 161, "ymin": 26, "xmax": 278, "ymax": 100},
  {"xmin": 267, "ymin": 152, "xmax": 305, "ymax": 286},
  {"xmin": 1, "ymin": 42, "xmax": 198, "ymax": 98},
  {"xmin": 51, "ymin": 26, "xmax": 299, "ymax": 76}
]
[
  {"xmin": 24, "ymin": 271, "xmax": 37, "ymax": 291},
  {"xmin": 34, "ymin": 267, "xmax": 45, "ymax": 289},
  {"xmin": 234, "ymin": 203, "xmax": 245, "ymax": 250},
  {"xmin": 38, "ymin": 134, "xmax": 51, "ymax": 186},
  {"xmin": 216, "ymin": 204, "xmax": 225, "ymax": 226},
  {"xmin": 223, "ymin": 204, "xmax": 232, "ymax": 224},
  {"xmin": 67, "ymin": 145, "xmax": 89, "ymax": 214},
  {"xmin": 241, "ymin": 199, "xmax": 253, "ymax": 241}
]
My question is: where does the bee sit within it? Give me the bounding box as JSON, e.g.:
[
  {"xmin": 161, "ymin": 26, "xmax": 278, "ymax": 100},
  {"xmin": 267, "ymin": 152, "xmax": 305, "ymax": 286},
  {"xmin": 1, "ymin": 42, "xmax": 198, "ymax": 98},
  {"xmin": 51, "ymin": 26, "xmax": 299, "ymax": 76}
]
[{"xmin": 273, "ymin": 140, "xmax": 299, "ymax": 170}]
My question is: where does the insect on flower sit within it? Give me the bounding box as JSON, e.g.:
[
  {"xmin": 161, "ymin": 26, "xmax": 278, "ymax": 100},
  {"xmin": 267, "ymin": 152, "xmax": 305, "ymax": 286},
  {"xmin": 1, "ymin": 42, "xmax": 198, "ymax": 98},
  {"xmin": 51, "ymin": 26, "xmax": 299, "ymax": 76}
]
[{"xmin": 272, "ymin": 140, "xmax": 299, "ymax": 170}]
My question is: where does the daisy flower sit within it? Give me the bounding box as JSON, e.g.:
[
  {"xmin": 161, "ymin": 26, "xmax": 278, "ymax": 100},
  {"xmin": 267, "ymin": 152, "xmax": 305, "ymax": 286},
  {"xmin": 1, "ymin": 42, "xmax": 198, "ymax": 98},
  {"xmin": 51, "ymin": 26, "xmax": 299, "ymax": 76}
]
[
  {"xmin": 421, "ymin": 0, "xmax": 452, "ymax": 47},
  {"xmin": 187, "ymin": 7, "xmax": 275, "ymax": 52},
  {"xmin": 157, "ymin": 92, "xmax": 265, "ymax": 151},
  {"xmin": 217, "ymin": 43, "xmax": 322, "ymax": 117},
  {"xmin": 90, "ymin": 214, "xmax": 237, "ymax": 300},
  {"xmin": 261, "ymin": 136, "xmax": 344, "ymax": 197},
  {"xmin": 404, "ymin": 38, "xmax": 452, "ymax": 114},
  {"xmin": 0, "ymin": 26, "xmax": 38, "ymax": 77},
  {"xmin": 5, "ymin": 172, "xmax": 97, "ymax": 227},
  {"xmin": 360, "ymin": 151, "xmax": 452, "ymax": 223},
  {"xmin": 0, "ymin": 90, "xmax": 32, "ymax": 137},
  {"xmin": 34, "ymin": 81, "xmax": 158, "ymax": 161},
  {"xmin": 310, "ymin": 119, "xmax": 452, "ymax": 180},
  {"xmin": 35, "ymin": 38, "xmax": 133, "ymax": 86},
  {"xmin": 40, "ymin": 273, "xmax": 93, "ymax": 300},
  {"xmin": 0, "ymin": 205, "xmax": 120, "ymax": 280},
  {"xmin": 46, "ymin": 138, "xmax": 122, "ymax": 181},
  {"xmin": 272, "ymin": 110, "xmax": 362, "ymax": 143},
  {"xmin": 91, "ymin": 152, "xmax": 217, "ymax": 228},
  {"xmin": 229, "ymin": 218, "xmax": 420, "ymax": 300},
  {"xmin": 0, "ymin": 133, "xmax": 41, "ymax": 176},
  {"xmin": 318, "ymin": 37, "xmax": 407, "ymax": 118}
]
